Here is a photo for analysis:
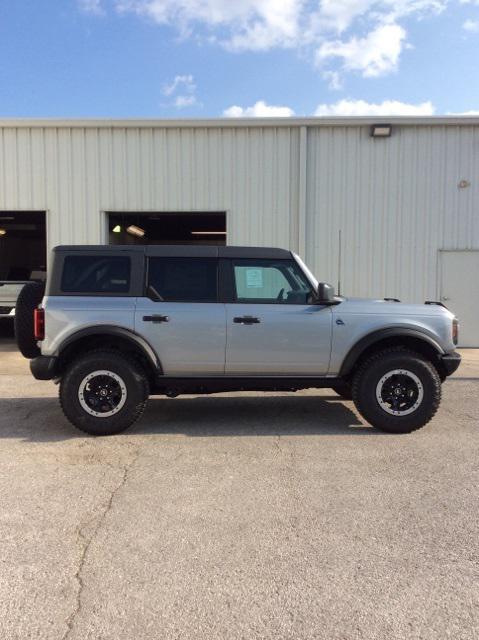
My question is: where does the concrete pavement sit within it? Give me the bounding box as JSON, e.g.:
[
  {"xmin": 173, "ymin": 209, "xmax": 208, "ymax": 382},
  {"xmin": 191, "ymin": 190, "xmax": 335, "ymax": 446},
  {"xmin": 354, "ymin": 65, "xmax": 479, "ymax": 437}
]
[{"xmin": 0, "ymin": 335, "xmax": 478, "ymax": 639}]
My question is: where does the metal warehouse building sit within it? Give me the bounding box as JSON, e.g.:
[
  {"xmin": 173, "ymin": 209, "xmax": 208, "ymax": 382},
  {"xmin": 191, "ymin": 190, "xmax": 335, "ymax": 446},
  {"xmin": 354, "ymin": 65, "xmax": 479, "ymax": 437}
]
[{"xmin": 0, "ymin": 116, "xmax": 477, "ymax": 345}]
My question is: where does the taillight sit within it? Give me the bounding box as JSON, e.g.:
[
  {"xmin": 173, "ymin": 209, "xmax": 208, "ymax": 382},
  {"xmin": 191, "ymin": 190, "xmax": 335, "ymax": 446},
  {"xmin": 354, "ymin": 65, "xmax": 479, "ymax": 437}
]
[
  {"xmin": 452, "ymin": 318, "xmax": 459, "ymax": 346},
  {"xmin": 34, "ymin": 308, "xmax": 45, "ymax": 341}
]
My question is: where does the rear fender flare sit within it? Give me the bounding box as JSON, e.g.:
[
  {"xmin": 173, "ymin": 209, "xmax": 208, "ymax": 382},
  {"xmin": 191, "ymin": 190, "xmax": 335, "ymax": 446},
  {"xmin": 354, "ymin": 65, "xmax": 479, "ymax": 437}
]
[{"xmin": 58, "ymin": 325, "xmax": 162, "ymax": 374}]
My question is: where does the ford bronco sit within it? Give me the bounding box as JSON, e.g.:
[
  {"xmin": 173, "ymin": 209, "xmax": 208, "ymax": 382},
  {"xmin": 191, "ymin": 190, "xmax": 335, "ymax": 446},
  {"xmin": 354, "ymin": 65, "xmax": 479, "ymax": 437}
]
[{"xmin": 15, "ymin": 245, "xmax": 460, "ymax": 435}]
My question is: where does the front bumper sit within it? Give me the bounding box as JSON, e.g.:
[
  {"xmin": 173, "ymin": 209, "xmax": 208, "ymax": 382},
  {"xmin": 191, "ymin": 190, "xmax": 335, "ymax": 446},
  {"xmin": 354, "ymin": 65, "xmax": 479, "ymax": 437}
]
[
  {"xmin": 440, "ymin": 351, "xmax": 461, "ymax": 377},
  {"xmin": 30, "ymin": 356, "xmax": 58, "ymax": 380}
]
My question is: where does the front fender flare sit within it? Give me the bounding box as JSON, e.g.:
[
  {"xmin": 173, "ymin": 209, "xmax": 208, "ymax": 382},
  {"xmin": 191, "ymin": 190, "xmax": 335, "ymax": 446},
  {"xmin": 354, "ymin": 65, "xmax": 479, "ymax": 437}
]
[{"xmin": 339, "ymin": 327, "xmax": 445, "ymax": 376}]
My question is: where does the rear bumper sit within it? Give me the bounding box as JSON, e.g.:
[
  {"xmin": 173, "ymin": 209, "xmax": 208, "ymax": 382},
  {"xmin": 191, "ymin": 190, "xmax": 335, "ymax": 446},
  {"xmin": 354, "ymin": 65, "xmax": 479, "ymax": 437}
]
[
  {"xmin": 30, "ymin": 355, "xmax": 58, "ymax": 380},
  {"xmin": 440, "ymin": 351, "xmax": 461, "ymax": 377}
]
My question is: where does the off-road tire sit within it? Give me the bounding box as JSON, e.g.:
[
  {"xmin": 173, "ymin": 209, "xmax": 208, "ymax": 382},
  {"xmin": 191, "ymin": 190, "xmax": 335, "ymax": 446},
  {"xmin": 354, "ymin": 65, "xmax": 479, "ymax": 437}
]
[
  {"xmin": 352, "ymin": 347, "xmax": 441, "ymax": 433},
  {"xmin": 14, "ymin": 281, "xmax": 45, "ymax": 358},
  {"xmin": 60, "ymin": 350, "xmax": 149, "ymax": 436},
  {"xmin": 331, "ymin": 381, "xmax": 353, "ymax": 400}
]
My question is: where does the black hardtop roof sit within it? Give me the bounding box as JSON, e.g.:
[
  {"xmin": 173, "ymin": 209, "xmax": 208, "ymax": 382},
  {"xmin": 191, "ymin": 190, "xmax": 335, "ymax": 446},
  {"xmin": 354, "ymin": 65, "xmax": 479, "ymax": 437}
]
[{"xmin": 53, "ymin": 245, "xmax": 293, "ymax": 259}]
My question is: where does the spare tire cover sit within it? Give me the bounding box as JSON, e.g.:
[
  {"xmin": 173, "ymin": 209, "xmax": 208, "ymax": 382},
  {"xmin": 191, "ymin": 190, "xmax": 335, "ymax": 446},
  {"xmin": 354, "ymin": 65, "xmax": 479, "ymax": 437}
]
[{"xmin": 14, "ymin": 282, "xmax": 45, "ymax": 359}]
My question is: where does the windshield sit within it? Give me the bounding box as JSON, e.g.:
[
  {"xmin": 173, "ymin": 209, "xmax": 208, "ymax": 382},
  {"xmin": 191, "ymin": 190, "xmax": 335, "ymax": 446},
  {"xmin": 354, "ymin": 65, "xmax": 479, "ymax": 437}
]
[{"xmin": 292, "ymin": 253, "xmax": 318, "ymax": 290}]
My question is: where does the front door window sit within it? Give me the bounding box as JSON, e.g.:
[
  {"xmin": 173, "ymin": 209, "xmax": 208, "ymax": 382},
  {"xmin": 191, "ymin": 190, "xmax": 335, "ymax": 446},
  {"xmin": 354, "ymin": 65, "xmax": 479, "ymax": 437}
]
[{"xmin": 232, "ymin": 259, "xmax": 312, "ymax": 305}]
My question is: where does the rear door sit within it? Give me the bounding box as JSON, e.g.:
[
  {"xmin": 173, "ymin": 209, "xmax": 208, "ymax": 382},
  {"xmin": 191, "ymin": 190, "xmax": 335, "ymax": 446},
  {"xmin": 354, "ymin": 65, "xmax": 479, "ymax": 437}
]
[
  {"xmin": 134, "ymin": 254, "xmax": 226, "ymax": 375},
  {"xmin": 224, "ymin": 258, "xmax": 332, "ymax": 375}
]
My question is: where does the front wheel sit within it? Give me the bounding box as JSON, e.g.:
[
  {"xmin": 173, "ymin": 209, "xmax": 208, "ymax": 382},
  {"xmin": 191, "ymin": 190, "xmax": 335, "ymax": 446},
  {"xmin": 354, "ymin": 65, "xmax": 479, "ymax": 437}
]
[
  {"xmin": 60, "ymin": 350, "xmax": 149, "ymax": 436},
  {"xmin": 352, "ymin": 348, "xmax": 441, "ymax": 433}
]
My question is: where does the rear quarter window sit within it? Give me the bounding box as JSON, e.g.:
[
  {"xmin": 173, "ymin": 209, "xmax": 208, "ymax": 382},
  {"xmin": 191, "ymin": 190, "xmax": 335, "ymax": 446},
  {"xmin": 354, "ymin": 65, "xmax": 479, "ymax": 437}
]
[{"xmin": 61, "ymin": 256, "xmax": 131, "ymax": 294}]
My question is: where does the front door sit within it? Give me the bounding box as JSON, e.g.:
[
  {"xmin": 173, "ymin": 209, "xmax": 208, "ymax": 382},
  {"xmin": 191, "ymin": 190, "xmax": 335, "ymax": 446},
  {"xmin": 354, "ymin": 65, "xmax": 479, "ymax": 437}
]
[
  {"xmin": 135, "ymin": 256, "xmax": 226, "ymax": 375},
  {"xmin": 225, "ymin": 258, "xmax": 333, "ymax": 375},
  {"xmin": 440, "ymin": 250, "xmax": 479, "ymax": 347}
]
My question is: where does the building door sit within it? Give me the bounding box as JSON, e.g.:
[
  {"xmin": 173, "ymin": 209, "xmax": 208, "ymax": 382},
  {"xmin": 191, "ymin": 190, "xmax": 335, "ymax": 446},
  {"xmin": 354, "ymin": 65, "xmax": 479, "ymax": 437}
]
[{"xmin": 440, "ymin": 251, "xmax": 479, "ymax": 347}]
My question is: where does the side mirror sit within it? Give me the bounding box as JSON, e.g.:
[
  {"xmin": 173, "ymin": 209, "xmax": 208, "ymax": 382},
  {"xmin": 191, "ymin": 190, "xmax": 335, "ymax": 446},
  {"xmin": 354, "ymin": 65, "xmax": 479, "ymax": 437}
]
[{"xmin": 316, "ymin": 282, "xmax": 337, "ymax": 305}]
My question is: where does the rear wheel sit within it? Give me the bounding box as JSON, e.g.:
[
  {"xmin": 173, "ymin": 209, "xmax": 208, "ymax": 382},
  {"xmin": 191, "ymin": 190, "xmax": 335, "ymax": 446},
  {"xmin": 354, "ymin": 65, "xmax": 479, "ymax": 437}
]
[
  {"xmin": 352, "ymin": 348, "xmax": 441, "ymax": 433},
  {"xmin": 60, "ymin": 350, "xmax": 149, "ymax": 436}
]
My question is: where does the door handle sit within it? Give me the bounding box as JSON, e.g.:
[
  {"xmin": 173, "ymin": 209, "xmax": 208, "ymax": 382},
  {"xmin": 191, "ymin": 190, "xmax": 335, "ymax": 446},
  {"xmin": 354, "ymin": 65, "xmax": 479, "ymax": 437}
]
[
  {"xmin": 143, "ymin": 314, "xmax": 169, "ymax": 323},
  {"xmin": 233, "ymin": 316, "xmax": 260, "ymax": 325}
]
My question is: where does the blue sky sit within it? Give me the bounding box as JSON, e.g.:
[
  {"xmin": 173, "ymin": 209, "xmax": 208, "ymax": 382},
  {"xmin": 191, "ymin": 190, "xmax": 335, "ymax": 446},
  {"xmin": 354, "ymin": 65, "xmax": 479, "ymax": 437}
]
[{"xmin": 0, "ymin": 0, "xmax": 478, "ymax": 117}]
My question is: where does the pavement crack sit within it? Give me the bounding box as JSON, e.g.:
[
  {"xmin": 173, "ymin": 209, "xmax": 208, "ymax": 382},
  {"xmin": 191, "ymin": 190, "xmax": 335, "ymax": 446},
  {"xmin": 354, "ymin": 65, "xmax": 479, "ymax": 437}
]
[
  {"xmin": 61, "ymin": 446, "xmax": 140, "ymax": 640},
  {"xmin": 274, "ymin": 434, "xmax": 282, "ymax": 454}
]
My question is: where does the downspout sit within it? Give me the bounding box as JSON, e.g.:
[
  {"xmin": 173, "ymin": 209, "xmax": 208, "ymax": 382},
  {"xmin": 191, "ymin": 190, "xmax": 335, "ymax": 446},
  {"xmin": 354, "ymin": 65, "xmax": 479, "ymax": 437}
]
[{"xmin": 298, "ymin": 125, "xmax": 307, "ymax": 260}]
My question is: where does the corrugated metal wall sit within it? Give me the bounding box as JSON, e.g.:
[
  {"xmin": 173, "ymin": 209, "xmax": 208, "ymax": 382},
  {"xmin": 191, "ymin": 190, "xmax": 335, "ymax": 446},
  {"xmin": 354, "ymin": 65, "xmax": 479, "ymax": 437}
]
[
  {"xmin": 306, "ymin": 125, "xmax": 479, "ymax": 302},
  {"xmin": 0, "ymin": 125, "xmax": 300, "ymax": 253},
  {"xmin": 0, "ymin": 121, "xmax": 477, "ymax": 305}
]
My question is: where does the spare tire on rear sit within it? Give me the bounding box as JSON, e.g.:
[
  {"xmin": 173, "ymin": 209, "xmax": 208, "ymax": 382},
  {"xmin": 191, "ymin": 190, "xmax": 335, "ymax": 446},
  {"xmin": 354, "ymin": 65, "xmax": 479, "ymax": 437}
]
[{"xmin": 14, "ymin": 282, "xmax": 45, "ymax": 358}]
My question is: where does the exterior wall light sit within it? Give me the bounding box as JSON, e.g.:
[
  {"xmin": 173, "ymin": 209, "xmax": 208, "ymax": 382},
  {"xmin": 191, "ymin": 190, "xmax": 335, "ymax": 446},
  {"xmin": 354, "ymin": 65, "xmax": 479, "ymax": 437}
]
[
  {"xmin": 126, "ymin": 225, "xmax": 145, "ymax": 238},
  {"xmin": 371, "ymin": 124, "xmax": 392, "ymax": 138},
  {"xmin": 0, "ymin": 229, "xmax": 6, "ymax": 236}
]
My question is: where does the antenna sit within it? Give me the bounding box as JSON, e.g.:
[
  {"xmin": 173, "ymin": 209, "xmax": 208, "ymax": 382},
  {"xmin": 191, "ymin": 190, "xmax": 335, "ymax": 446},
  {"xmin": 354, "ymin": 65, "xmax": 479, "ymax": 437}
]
[{"xmin": 337, "ymin": 229, "xmax": 342, "ymax": 296}]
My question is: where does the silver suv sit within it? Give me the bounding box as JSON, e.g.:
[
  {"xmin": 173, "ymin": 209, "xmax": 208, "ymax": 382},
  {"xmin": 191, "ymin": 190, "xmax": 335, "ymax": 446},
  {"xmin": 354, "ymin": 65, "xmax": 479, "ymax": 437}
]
[{"xmin": 17, "ymin": 245, "xmax": 460, "ymax": 436}]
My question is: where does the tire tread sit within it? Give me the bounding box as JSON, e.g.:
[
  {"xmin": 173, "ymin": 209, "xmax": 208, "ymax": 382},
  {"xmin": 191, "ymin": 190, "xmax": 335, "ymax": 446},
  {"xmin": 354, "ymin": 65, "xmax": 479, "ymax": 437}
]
[
  {"xmin": 59, "ymin": 349, "xmax": 149, "ymax": 436},
  {"xmin": 352, "ymin": 347, "xmax": 441, "ymax": 433}
]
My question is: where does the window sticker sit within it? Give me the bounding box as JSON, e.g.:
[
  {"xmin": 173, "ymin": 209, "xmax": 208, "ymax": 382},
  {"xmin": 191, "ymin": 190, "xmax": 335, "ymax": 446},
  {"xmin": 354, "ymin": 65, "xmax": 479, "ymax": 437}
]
[{"xmin": 245, "ymin": 268, "xmax": 263, "ymax": 288}]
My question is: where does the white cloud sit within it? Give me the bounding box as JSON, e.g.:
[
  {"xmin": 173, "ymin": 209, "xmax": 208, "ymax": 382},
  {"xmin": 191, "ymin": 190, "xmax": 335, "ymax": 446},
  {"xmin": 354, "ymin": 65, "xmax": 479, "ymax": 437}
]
[
  {"xmin": 309, "ymin": 0, "xmax": 445, "ymax": 35},
  {"xmin": 78, "ymin": 0, "xmax": 104, "ymax": 14},
  {"xmin": 316, "ymin": 24, "xmax": 406, "ymax": 77},
  {"xmin": 315, "ymin": 98, "xmax": 436, "ymax": 116},
  {"xmin": 117, "ymin": 0, "xmax": 303, "ymax": 50},
  {"xmin": 113, "ymin": 1, "xmax": 448, "ymax": 80},
  {"xmin": 223, "ymin": 100, "xmax": 295, "ymax": 117},
  {"xmin": 310, "ymin": 0, "xmax": 379, "ymax": 34},
  {"xmin": 463, "ymin": 19, "xmax": 479, "ymax": 31},
  {"xmin": 223, "ymin": 98, "xmax": 439, "ymax": 118},
  {"xmin": 174, "ymin": 95, "xmax": 199, "ymax": 108},
  {"xmin": 162, "ymin": 74, "xmax": 196, "ymax": 96},
  {"xmin": 224, "ymin": 0, "xmax": 304, "ymax": 50},
  {"xmin": 162, "ymin": 74, "xmax": 199, "ymax": 109},
  {"xmin": 322, "ymin": 70, "xmax": 343, "ymax": 90},
  {"xmin": 448, "ymin": 109, "xmax": 479, "ymax": 114}
]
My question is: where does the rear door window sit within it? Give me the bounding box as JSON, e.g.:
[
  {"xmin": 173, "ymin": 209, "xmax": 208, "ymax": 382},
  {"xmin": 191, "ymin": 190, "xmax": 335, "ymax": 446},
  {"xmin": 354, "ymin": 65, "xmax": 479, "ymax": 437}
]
[
  {"xmin": 147, "ymin": 257, "xmax": 218, "ymax": 302},
  {"xmin": 61, "ymin": 256, "xmax": 131, "ymax": 294}
]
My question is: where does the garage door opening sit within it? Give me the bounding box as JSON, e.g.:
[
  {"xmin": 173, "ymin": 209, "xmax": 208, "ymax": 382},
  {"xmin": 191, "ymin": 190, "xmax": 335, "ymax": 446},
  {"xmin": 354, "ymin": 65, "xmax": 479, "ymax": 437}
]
[
  {"xmin": 0, "ymin": 211, "xmax": 46, "ymax": 281},
  {"xmin": 108, "ymin": 212, "xmax": 226, "ymax": 246},
  {"xmin": 0, "ymin": 211, "xmax": 46, "ymax": 331}
]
